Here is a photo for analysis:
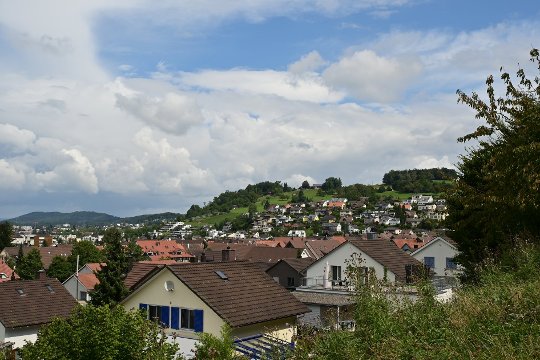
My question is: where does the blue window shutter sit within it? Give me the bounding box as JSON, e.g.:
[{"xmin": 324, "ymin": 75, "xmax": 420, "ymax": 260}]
[
  {"xmin": 161, "ymin": 306, "xmax": 170, "ymax": 327},
  {"xmin": 139, "ymin": 303, "xmax": 148, "ymax": 312},
  {"xmin": 194, "ymin": 310, "xmax": 204, "ymax": 332},
  {"xmin": 171, "ymin": 307, "xmax": 180, "ymax": 330}
]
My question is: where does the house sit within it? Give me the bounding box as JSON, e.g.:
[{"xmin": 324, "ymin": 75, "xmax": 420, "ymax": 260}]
[
  {"xmin": 0, "ymin": 245, "xmax": 73, "ymax": 270},
  {"xmin": 136, "ymin": 239, "xmax": 195, "ymax": 262},
  {"xmin": 0, "ymin": 276, "xmax": 78, "ymax": 350},
  {"xmin": 411, "ymin": 237, "xmax": 461, "ymax": 278},
  {"xmin": 62, "ymin": 263, "xmax": 104, "ymax": 302},
  {"xmin": 121, "ymin": 262, "xmax": 310, "ymax": 358},
  {"xmin": 266, "ymin": 258, "xmax": 314, "ymax": 289},
  {"xmin": 303, "ymin": 238, "xmax": 424, "ymax": 287},
  {"xmin": 0, "ymin": 260, "xmax": 18, "ymax": 283},
  {"xmin": 287, "ymin": 230, "xmax": 306, "ymax": 238}
]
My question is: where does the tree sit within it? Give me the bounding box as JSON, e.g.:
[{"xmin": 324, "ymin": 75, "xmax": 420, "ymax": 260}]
[
  {"xmin": 91, "ymin": 228, "xmax": 130, "ymax": 306},
  {"xmin": 47, "ymin": 256, "xmax": 73, "ymax": 282},
  {"xmin": 193, "ymin": 326, "xmax": 243, "ymax": 360},
  {"xmin": 321, "ymin": 177, "xmax": 342, "ymax": 193},
  {"xmin": 20, "ymin": 304, "xmax": 180, "ymax": 360},
  {"xmin": 16, "ymin": 248, "xmax": 44, "ymax": 280},
  {"xmin": 447, "ymin": 48, "xmax": 540, "ymax": 280},
  {"xmin": 301, "ymin": 180, "xmax": 310, "ymax": 189},
  {"xmin": 70, "ymin": 240, "xmax": 104, "ymax": 266},
  {"xmin": 0, "ymin": 221, "xmax": 13, "ymax": 251}
]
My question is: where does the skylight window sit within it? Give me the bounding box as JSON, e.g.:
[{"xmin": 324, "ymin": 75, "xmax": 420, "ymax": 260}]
[
  {"xmin": 16, "ymin": 288, "xmax": 24, "ymax": 295},
  {"xmin": 215, "ymin": 270, "xmax": 228, "ymax": 280},
  {"xmin": 45, "ymin": 284, "xmax": 54, "ymax": 292}
]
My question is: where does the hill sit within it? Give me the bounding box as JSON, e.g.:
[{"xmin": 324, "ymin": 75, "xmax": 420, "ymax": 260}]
[
  {"xmin": 9, "ymin": 211, "xmax": 120, "ymax": 226},
  {"xmin": 382, "ymin": 168, "xmax": 457, "ymax": 193}
]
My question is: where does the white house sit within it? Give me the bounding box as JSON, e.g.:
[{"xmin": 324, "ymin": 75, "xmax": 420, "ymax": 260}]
[
  {"xmin": 411, "ymin": 237, "xmax": 461, "ymax": 277},
  {"xmin": 303, "ymin": 238, "xmax": 423, "ymax": 287},
  {"xmin": 121, "ymin": 262, "xmax": 310, "ymax": 358},
  {"xmin": 287, "ymin": 230, "xmax": 306, "ymax": 238}
]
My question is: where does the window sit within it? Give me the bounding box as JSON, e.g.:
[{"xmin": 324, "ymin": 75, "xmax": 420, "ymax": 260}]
[
  {"xmin": 140, "ymin": 304, "xmax": 203, "ymax": 332},
  {"xmin": 79, "ymin": 291, "xmax": 87, "ymax": 301},
  {"xmin": 287, "ymin": 277, "xmax": 295, "ymax": 287},
  {"xmin": 331, "ymin": 266, "xmax": 342, "ymax": 282},
  {"xmin": 424, "ymin": 257, "xmax": 435, "ymax": 269},
  {"xmin": 181, "ymin": 308, "xmax": 196, "ymax": 330},
  {"xmin": 446, "ymin": 257, "xmax": 457, "ymax": 270}
]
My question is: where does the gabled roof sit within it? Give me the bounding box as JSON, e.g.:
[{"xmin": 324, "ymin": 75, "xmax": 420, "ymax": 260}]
[
  {"xmin": 410, "ymin": 237, "xmax": 458, "ymax": 256},
  {"xmin": 0, "ymin": 260, "xmax": 18, "ymax": 282},
  {"xmin": 347, "ymin": 238, "xmax": 423, "ymax": 282},
  {"xmin": 0, "ymin": 278, "xmax": 77, "ymax": 329},
  {"xmin": 266, "ymin": 257, "xmax": 314, "ymax": 274},
  {"xmin": 124, "ymin": 262, "xmax": 164, "ymax": 290},
  {"xmin": 78, "ymin": 273, "xmax": 99, "ymax": 290},
  {"xmin": 125, "ymin": 262, "xmax": 310, "ymax": 328},
  {"xmin": 2, "ymin": 245, "xmax": 73, "ymax": 269}
]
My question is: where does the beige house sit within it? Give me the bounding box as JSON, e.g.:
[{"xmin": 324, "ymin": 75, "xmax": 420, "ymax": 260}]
[{"xmin": 121, "ymin": 261, "xmax": 309, "ymax": 358}]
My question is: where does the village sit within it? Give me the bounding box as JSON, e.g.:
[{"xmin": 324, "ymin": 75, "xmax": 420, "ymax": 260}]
[{"xmin": 0, "ymin": 189, "xmax": 460, "ymax": 359}]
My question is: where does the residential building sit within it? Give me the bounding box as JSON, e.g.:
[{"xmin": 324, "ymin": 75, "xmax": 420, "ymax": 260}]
[
  {"xmin": 411, "ymin": 237, "xmax": 461, "ymax": 278},
  {"xmin": 121, "ymin": 262, "xmax": 310, "ymax": 358},
  {"xmin": 0, "ymin": 277, "xmax": 77, "ymax": 350}
]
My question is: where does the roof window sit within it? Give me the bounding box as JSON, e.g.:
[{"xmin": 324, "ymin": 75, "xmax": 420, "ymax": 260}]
[
  {"xmin": 45, "ymin": 284, "xmax": 54, "ymax": 293},
  {"xmin": 16, "ymin": 288, "xmax": 24, "ymax": 295},
  {"xmin": 215, "ymin": 270, "xmax": 228, "ymax": 280}
]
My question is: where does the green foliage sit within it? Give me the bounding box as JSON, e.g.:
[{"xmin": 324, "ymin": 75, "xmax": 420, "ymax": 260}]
[
  {"xmin": 321, "ymin": 177, "xmax": 342, "ymax": 193},
  {"xmin": 20, "ymin": 304, "xmax": 180, "ymax": 360},
  {"xmin": 193, "ymin": 326, "xmax": 245, "ymax": 360},
  {"xmin": 301, "ymin": 180, "xmax": 310, "ymax": 189},
  {"xmin": 0, "ymin": 221, "xmax": 14, "ymax": 250},
  {"xmin": 91, "ymin": 228, "xmax": 130, "ymax": 306},
  {"xmin": 382, "ymin": 168, "xmax": 457, "ymax": 193},
  {"xmin": 447, "ymin": 48, "xmax": 540, "ymax": 280},
  {"xmin": 71, "ymin": 240, "xmax": 104, "ymax": 266},
  {"xmin": 291, "ymin": 243, "xmax": 540, "ymax": 359},
  {"xmin": 16, "ymin": 248, "xmax": 44, "ymax": 280},
  {"xmin": 46, "ymin": 256, "xmax": 73, "ymax": 282}
]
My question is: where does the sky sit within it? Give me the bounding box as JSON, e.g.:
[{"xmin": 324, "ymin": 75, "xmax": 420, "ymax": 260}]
[{"xmin": 0, "ymin": 0, "xmax": 539, "ymax": 218}]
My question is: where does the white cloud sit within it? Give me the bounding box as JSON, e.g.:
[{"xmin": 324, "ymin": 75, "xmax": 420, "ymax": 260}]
[
  {"xmin": 284, "ymin": 174, "xmax": 318, "ymax": 188},
  {"xmin": 323, "ymin": 50, "xmax": 423, "ymax": 102},
  {"xmin": 116, "ymin": 92, "xmax": 204, "ymax": 135},
  {"xmin": 0, "ymin": 123, "xmax": 36, "ymax": 154},
  {"xmin": 288, "ymin": 51, "xmax": 328, "ymax": 74},
  {"xmin": 179, "ymin": 69, "xmax": 344, "ymax": 103}
]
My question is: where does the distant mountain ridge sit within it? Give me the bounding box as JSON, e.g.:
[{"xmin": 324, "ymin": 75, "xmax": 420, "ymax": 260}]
[{"xmin": 8, "ymin": 211, "xmax": 182, "ymax": 226}]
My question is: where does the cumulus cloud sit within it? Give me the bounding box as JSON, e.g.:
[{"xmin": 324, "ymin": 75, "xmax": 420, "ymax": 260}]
[
  {"xmin": 323, "ymin": 50, "xmax": 423, "ymax": 102},
  {"xmin": 116, "ymin": 92, "xmax": 204, "ymax": 135},
  {"xmin": 288, "ymin": 51, "xmax": 328, "ymax": 74},
  {"xmin": 284, "ymin": 174, "xmax": 318, "ymax": 188},
  {"xmin": 0, "ymin": 123, "xmax": 36, "ymax": 154}
]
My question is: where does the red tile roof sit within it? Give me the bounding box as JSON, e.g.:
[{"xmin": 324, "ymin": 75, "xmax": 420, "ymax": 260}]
[
  {"xmin": 0, "ymin": 278, "xmax": 77, "ymax": 329},
  {"xmin": 124, "ymin": 262, "xmax": 164, "ymax": 290},
  {"xmin": 136, "ymin": 240, "xmax": 194, "ymax": 261},
  {"xmin": 78, "ymin": 273, "xmax": 99, "ymax": 290},
  {"xmin": 0, "ymin": 260, "xmax": 18, "ymax": 282}
]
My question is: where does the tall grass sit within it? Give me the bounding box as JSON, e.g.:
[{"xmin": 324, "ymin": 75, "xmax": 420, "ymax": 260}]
[{"xmin": 292, "ymin": 243, "xmax": 540, "ymax": 359}]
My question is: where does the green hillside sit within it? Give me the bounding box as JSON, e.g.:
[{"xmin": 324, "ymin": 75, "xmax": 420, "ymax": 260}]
[{"xmin": 9, "ymin": 211, "xmax": 120, "ymax": 226}]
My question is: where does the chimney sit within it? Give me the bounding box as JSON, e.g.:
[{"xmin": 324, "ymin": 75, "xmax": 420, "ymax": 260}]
[
  {"xmin": 37, "ymin": 269, "xmax": 46, "ymax": 280},
  {"xmin": 367, "ymin": 232, "xmax": 378, "ymax": 240},
  {"xmin": 200, "ymin": 252, "xmax": 206, "ymax": 262},
  {"xmin": 221, "ymin": 246, "xmax": 236, "ymax": 262}
]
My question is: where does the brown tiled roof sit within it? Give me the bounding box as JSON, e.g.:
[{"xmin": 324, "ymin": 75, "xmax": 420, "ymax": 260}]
[
  {"xmin": 0, "ymin": 278, "xmax": 77, "ymax": 329},
  {"xmin": 304, "ymin": 239, "xmax": 342, "ymax": 259},
  {"xmin": 85, "ymin": 263, "xmax": 105, "ymax": 272},
  {"xmin": 204, "ymin": 245, "xmax": 299, "ymax": 263},
  {"xmin": 2, "ymin": 245, "xmax": 73, "ymax": 269},
  {"xmin": 167, "ymin": 262, "xmax": 310, "ymax": 328},
  {"xmin": 124, "ymin": 262, "xmax": 164, "ymax": 290},
  {"xmin": 280, "ymin": 258, "xmax": 314, "ymax": 273},
  {"xmin": 348, "ymin": 238, "xmax": 423, "ymax": 282}
]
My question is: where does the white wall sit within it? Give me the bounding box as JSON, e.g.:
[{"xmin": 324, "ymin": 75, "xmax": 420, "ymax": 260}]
[
  {"xmin": 63, "ymin": 276, "xmax": 88, "ymax": 301},
  {"xmin": 5, "ymin": 326, "xmax": 39, "ymax": 349},
  {"xmin": 412, "ymin": 238, "xmax": 460, "ymax": 277},
  {"xmin": 304, "ymin": 242, "xmax": 396, "ymax": 285}
]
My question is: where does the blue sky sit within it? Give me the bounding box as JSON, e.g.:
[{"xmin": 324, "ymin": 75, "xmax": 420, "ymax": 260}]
[{"xmin": 0, "ymin": 0, "xmax": 539, "ymax": 218}]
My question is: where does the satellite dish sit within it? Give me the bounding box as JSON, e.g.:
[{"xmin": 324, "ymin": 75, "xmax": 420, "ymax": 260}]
[{"xmin": 164, "ymin": 281, "xmax": 175, "ymax": 292}]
